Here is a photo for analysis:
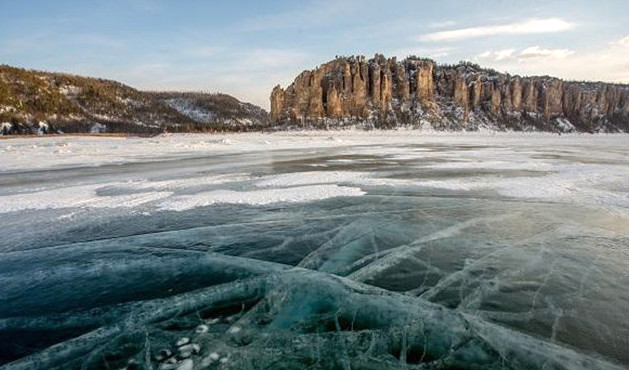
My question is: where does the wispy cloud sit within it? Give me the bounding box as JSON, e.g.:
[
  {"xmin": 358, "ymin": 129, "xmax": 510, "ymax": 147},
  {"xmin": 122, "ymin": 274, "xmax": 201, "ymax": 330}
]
[
  {"xmin": 473, "ymin": 36, "xmax": 628, "ymax": 83},
  {"xmin": 494, "ymin": 49, "xmax": 516, "ymax": 61},
  {"xmin": 418, "ymin": 18, "xmax": 574, "ymax": 42},
  {"xmin": 519, "ymin": 46, "xmax": 574, "ymax": 59},
  {"xmin": 477, "ymin": 46, "xmax": 575, "ymax": 62},
  {"xmin": 611, "ymin": 34, "xmax": 629, "ymax": 47}
]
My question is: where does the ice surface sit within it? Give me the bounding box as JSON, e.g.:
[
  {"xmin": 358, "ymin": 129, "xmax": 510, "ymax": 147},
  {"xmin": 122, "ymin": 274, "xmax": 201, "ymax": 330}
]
[
  {"xmin": 1, "ymin": 132, "xmax": 628, "ymax": 369},
  {"xmin": 0, "ymin": 256, "xmax": 623, "ymax": 370}
]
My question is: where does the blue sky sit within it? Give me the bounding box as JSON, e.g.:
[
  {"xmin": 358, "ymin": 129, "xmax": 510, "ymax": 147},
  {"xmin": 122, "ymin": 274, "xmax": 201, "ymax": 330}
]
[{"xmin": 1, "ymin": 0, "xmax": 627, "ymax": 109}]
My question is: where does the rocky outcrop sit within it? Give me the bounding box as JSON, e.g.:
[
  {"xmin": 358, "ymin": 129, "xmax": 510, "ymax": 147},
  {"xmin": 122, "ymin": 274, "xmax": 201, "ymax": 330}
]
[{"xmin": 270, "ymin": 55, "xmax": 629, "ymax": 132}]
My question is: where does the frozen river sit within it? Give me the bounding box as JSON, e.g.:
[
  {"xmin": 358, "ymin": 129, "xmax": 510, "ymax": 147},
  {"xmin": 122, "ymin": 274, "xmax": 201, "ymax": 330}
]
[{"xmin": 0, "ymin": 132, "xmax": 628, "ymax": 370}]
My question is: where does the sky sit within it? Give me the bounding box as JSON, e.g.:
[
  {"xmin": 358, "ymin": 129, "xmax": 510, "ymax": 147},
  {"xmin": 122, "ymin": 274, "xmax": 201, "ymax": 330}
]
[{"xmin": 1, "ymin": 0, "xmax": 628, "ymax": 109}]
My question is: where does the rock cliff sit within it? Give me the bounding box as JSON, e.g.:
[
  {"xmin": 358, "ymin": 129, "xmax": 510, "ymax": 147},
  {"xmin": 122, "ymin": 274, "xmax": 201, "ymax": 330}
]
[{"xmin": 270, "ymin": 55, "xmax": 629, "ymax": 132}]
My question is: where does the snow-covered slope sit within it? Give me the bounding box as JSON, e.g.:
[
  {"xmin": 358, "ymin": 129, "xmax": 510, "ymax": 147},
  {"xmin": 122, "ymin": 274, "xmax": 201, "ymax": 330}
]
[{"xmin": 150, "ymin": 92, "xmax": 269, "ymax": 131}]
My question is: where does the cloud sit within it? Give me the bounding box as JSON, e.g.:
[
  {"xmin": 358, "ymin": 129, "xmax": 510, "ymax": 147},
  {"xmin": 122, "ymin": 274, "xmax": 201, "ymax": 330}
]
[
  {"xmin": 418, "ymin": 18, "xmax": 574, "ymax": 42},
  {"xmin": 477, "ymin": 47, "xmax": 575, "ymax": 61},
  {"xmin": 518, "ymin": 46, "xmax": 574, "ymax": 59},
  {"xmin": 611, "ymin": 34, "xmax": 629, "ymax": 47},
  {"xmin": 472, "ymin": 36, "xmax": 628, "ymax": 83},
  {"xmin": 494, "ymin": 49, "xmax": 516, "ymax": 61}
]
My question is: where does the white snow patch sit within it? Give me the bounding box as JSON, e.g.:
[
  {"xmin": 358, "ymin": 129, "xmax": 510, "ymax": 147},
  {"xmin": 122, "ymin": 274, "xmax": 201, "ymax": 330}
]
[
  {"xmin": 117, "ymin": 173, "xmax": 250, "ymax": 191},
  {"xmin": 255, "ymin": 171, "xmax": 368, "ymax": 188},
  {"xmin": 1, "ymin": 122, "xmax": 12, "ymax": 134},
  {"xmin": 555, "ymin": 117, "xmax": 575, "ymax": 132},
  {"xmin": 165, "ymin": 98, "xmax": 215, "ymax": 123},
  {"xmin": 0, "ymin": 185, "xmax": 172, "ymax": 214},
  {"xmin": 158, "ymin": 185, "xmax": 366, "ymax": 211},
  {"xmin": 209, "ymin": 353, "xmax": 220, "ymax": 361},
  {"xmin": 409, "ymin": 163, "xmax": 629, "ymax": 208},
  {"xmin": 423, "ymin": 159, "xmax": 553, "ymax": 171},
  {"xmin": 1, "ymin": 131, "xmax": 626, "ymax": 173}
]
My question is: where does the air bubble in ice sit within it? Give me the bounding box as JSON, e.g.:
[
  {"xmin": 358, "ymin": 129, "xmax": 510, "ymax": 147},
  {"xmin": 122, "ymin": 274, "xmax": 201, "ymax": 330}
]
[
  {"xmin": 176, "ymin": 359, "xmax": 194, "ymax": 370},
  {"xmin": 178, "ymin": 343, "xmax": 200, "ymax": 358},
  {"xmin": 195, "ymin": 324, "xmax": 209, "ymax": 334},
  {"xmin": 155, "ymin": 349, "xmax": 173, "ymax": 362},
  {"xmin": 175, "ymin": 337, "xmax": 190, "ymax": 347},
  {"xmin": 159, "ymin": 358, "xmax": 178, "ymax": 370}
]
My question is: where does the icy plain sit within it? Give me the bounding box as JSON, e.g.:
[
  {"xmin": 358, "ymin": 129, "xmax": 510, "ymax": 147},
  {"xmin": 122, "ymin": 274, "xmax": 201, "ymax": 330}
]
[{"xmin": 0, "ymin": 131, "xmax": 628, "ymax": 370}]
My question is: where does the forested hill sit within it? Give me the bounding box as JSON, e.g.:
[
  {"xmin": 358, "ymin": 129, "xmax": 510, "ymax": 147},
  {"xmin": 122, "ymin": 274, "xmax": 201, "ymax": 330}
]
[{"xmin": 0, "ymin": 65, "xmax": 268, "ymax": 135}]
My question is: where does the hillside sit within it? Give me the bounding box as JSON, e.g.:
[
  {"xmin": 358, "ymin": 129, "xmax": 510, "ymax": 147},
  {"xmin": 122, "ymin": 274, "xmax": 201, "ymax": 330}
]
[
  {"xmin": 270, "ymin": 55, "xmax": 629, "ymax": 133},
  {"xmin": 150, "ymin": 92, "xmax": 269, "ymax": 131},
  {"xmin": 0, "ymin": 65, "xmax": 268, "ymax": 135}
]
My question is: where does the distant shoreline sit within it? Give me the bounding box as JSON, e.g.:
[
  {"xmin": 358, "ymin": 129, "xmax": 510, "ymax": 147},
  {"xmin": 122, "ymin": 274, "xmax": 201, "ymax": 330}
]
[
  {"xmin": 0, "ymin": 132, "xmax": 150, "ymax": 140},
  {"xmin": 2, "ymin": 129, "xmax": 628, "ymax": 141}
]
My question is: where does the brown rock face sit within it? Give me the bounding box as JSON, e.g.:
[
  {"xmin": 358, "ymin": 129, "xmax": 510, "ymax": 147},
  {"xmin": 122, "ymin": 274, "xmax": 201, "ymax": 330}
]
[
  {"xmin": 522, "ymin": 80, "xmax": 538, "ymax": 112},
  {"xmin": 326, "ymin": 84, "xmax": 343, "ymax": 118},
  {"xmin": 368, "ymin": 62, "xmax": 381, "ymax": 108},
  {"xmin": 270, "ymin": 54, "xmax": 629, "ymax": 132},
  {"xmin": 491, "ymin": 88, "xmax": 502, "ymax": 115},
  {"xmin": 380, "ymin": 68, "xmax": 393, "ymax": 110},
  {"xmin": 453, "ymin": 74, "xmax": 469, "ymax": 109},
  {"xmin": 542, "ymin": 80, "xmax": 564, "ymax": 120},
  {"xmin": 416, "ymin": 61, "xmax": 435, "ymax": 104},
  {"xmin": 270, "ymin": 85, "xmax": 284, "ymax": 122},
  {"xmin": 511, "ymin": 77, "xmax": 522, "ymax": 111},
  {"xmin": 471, "ymin": 76, "xmax": 483, "ymax": 108}
]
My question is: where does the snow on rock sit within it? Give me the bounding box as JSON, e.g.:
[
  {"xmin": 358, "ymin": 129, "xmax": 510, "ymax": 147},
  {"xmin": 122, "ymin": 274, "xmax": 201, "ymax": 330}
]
[
  {"xmin": 90, "ymin": 122, "xmax": 106, "ymax": 133},
  {"xmin": 165, "ymin": 98, "xmax": 215, "ymax": 123},
  {"xmin": 0, "ymin": 122, "xmax": 12, "ymax": 134},
  {"xmin": 554, "ymin": 117, "xmax": 576, "ymax": 133},
  {"xmin": 36, "ymin": 121, "xmax": 49, "ymax": 135}
]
